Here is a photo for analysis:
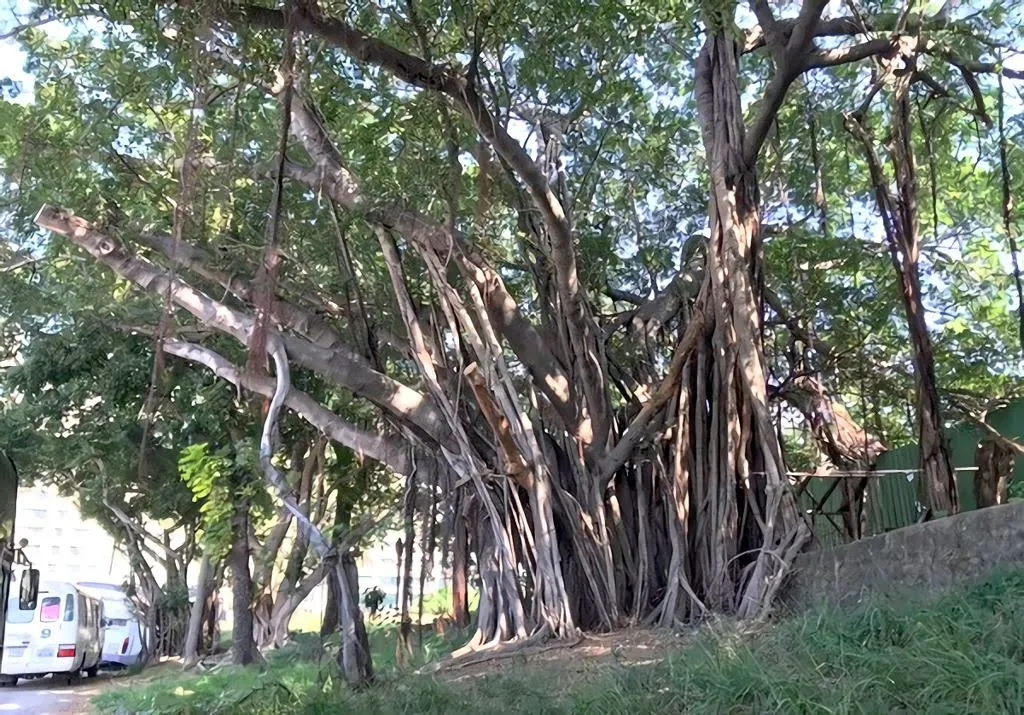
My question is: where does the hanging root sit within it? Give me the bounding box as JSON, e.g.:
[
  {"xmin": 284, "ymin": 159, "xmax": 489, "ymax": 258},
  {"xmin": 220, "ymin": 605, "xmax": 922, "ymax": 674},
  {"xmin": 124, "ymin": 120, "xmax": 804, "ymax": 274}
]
[
  {"xmin": 755, "ymin": 523, "xmax": 810, "ymax": 620},
  {"xmin": 736, "ymin": 483, "xmax": 811, "ymax": 621}
]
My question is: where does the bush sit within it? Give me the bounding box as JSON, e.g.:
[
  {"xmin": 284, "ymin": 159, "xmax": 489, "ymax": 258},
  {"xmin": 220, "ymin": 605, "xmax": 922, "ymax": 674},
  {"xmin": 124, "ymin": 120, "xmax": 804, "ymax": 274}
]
[{"xmin": 363, "ymin": 587, "xmax": 386, "ymax": 616}]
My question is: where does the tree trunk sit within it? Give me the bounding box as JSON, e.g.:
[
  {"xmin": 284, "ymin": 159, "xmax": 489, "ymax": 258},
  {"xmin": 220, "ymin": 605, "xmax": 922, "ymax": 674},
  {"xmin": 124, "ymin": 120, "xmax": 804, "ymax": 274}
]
[
  {"xmin": 271, "ymin": 438, "xmax": 319, "ymax": 638},
  {"xmin": 892, "ymin": 81, "xmax": 958, "ymax": 516},
  {"xmin": 268, "ymin": 604, "xmax": 294, "ymax": 649},
  {"xmin": 182, "ymin": 553, "xmax": 212, "ymax": 668},
  {"xmin": 203, "ymin": 563, "xmax": 224, "ymax": 654},
  {"xmin": 320, "ymin": 567, "xmax": 339, "ymax": 636},
  {"xmin": 974, "ymin": 437, "xmax": 1016, "ymax": 508},
  {"xmin": 906, "ymin": 288, "xmax": 957, "ymax": 515},
  {"xmin": 335, "ymin": 552, "xmax": 373, "ymax": 686},
  {"xmin": 451, "ymin": 505, "xmax": 470, "ymax": 628},
  {"xmin": 321, "ymin": 490, "xmax": 353, "ymax": 638},
  {"xmin": 685, "ymin": 27, "xmax": 809, "ymax": 620},
  {"xmin": 846, "ymin": 60, "xmax": 959, "ymax": 515},
  {"xmin": 229, "ymin": 497, "xmax": 258, "ymax": 666},
  {"xmin": 462, "ymin": 511, "xmax": 528, "ymax": 648}
]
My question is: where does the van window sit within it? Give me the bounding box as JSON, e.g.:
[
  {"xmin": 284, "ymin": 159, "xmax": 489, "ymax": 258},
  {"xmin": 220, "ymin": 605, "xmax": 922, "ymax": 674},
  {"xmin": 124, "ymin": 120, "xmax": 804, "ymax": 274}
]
[
  {"xmin": 39, "ymin": 596, "xmax": 62, "ymax": 622},
  {"xmin": 64, "ymin": 594, "xmax": 76, "ymax": 622},
  {"xmin": 6, "ymin": 596, "xmax": 35, "ymax": 624}
]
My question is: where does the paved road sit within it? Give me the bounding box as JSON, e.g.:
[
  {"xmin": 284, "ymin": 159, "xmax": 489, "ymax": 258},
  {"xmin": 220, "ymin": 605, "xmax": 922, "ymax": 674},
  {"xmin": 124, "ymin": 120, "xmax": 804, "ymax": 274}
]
[{"xmin": 0, "ymin": 673, "xmax": 113, "ymax": 714}]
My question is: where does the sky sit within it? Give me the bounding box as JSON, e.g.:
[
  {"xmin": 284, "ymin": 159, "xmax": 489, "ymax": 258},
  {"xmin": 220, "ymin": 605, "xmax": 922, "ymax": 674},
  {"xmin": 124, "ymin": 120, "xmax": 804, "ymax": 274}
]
[{"xmin": 0, "ymin": 2, "xmax": 62, "ymax": 104}]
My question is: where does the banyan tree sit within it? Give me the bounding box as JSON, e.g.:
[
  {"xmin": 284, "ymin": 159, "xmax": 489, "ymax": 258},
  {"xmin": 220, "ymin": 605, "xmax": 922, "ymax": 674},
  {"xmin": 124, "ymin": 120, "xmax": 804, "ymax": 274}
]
[{"xmin": 8, "ymin": 0, "xmax": 1023, "ymax": 686}]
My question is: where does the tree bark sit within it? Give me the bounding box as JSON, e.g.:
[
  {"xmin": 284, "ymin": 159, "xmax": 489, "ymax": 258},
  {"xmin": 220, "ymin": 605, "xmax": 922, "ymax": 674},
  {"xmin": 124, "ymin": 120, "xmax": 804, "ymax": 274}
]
[
  {"xmin": 451, "ymin": 504, "xmax": 470, "ymax": 629},
  {"xmin": 267, "ymin": 561, "xmax": 330, "ymax": 647},
  {"xmin": 321, "ymin": 487, "xmax": 351, "ymax": 638},
  {"xmin": 974, "ymin": 437, "xmax": 1016, "ymax": 508},
  {"xmin": 203, "ymin": 563, "xmax": 224, "ymax": 655},
  {"xmin": 182, "ymin": 553, "xmax": 212, "ymax": 668},
  {"xmin": 777, "ymin": 375, "xmax": 885, "ymax": 541},
  {"xmin": 845, "ymin": 57, "xmax": 959, "ymax": 514},
  {"xmin": 335, "ymin": 553, "xmax": 373, "ymax": 685},
  {"xmin": 229, "ymin": 496, "xmax": 258, "ymax": 666},
  {"xmin": 687, "ymin": 21, "xmax": 811, "ymax": 619},
  {"xmin": 321, "ymin": 565, "xmax": 338, "ymax": 636}
]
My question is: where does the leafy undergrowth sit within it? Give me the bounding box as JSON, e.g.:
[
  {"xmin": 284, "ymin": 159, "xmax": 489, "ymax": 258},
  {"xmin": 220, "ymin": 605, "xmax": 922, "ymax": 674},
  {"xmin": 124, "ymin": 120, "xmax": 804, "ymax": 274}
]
[{"xmin": 96, "ymin": 571, "xmax": 1024, "ymax": 714}]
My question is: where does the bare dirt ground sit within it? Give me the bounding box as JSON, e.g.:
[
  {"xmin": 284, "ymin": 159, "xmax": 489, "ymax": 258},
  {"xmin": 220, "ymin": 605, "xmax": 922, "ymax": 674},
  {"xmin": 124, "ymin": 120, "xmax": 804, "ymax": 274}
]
[{"xmin": 441, "ymin": 627, "xmax": 693, "ymax": 688}]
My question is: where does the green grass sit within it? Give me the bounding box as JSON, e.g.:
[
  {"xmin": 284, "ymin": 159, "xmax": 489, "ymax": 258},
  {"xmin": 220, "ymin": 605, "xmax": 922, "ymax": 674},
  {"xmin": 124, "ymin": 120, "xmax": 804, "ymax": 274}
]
[{"xmin": 96, "ymin": 571, "xmax": 1024, "ymax": 714}]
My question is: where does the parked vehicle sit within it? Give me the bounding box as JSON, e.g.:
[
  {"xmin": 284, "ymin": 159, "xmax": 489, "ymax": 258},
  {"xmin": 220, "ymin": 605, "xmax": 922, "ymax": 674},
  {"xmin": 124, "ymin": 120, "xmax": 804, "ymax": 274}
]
[
  {"xmin": 77, "ymin": 582, "xmax": 146, "ymax": 668},
  {"xmin": 0, "ymin": 581, "xmax": 104, "ymax": 685},
  {"xmin": 0, "ymin": 450, "xmax": 40, "ymax": 684}
]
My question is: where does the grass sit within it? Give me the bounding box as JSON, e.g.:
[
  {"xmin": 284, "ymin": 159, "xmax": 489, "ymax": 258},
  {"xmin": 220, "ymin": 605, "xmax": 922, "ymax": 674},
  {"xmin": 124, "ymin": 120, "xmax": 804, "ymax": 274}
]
[{"xmin": 96, "ymin": 571, "xmax": 1024, "ymax": 714}]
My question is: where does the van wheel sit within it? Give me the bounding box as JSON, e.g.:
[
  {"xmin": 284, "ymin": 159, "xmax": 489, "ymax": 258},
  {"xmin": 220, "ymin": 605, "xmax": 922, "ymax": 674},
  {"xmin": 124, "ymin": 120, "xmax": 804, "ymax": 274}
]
[
  {"xmin": 85, "ymin": 665, "xmax": 99, "ymax": 679},
  {"xmin": 65, "ymin": 671, "xmax": 81, "ymax": 686},
  {"xmin": 0, "ymin": 675, "xmax": 16, "ymax": 687}
]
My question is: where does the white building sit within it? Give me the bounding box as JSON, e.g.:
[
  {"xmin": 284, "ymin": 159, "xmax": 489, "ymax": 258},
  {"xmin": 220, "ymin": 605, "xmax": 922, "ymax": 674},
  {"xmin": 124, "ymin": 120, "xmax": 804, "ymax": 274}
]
[{"xmin": 13, "ymin": 484, "xmax": 131, "ymax": 585}]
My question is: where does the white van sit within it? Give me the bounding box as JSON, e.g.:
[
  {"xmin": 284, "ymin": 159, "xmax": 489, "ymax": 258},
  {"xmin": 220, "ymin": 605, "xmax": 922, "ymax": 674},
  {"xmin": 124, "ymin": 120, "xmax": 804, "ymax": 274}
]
[
  {"xmin": 0, "ymin": 581, "xmax": 104, "ymax": 685},
  {"xmin": 77, "ymin": 582, "xmax": 146, "ymax": 668}
]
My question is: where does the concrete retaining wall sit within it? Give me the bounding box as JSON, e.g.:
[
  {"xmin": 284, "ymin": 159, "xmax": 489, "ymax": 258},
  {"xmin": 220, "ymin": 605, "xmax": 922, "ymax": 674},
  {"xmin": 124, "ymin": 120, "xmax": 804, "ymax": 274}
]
[{"xmin": 783, "ymin": 501, "xmax": 1024, "ymax": 611}]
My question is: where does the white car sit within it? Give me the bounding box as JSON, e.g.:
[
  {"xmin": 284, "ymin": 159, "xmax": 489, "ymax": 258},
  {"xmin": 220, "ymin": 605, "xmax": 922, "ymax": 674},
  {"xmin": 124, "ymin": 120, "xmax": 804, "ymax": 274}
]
[
  {"xmin": 1, "ymin": 581, "xmax": 104, "ymax": 685},
  {"xmin": 76, "ymin": 582, "xmax": 146, "ymax": 668}
]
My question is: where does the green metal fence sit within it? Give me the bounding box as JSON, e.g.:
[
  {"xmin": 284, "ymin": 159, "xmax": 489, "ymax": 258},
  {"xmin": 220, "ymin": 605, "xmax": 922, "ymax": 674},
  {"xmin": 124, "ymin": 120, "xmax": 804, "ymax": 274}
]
[{"xmin": 793, "ymin": 399, "xmax": 1024, "ymax": 547}]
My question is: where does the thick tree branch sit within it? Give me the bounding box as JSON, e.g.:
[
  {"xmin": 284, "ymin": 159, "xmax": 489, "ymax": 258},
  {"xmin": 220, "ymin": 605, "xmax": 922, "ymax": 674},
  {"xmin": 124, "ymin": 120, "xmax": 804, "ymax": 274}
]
[
  {"xmin": 804, "ymin": 37, "xmax": 897, "ymax": 69},
  {"xmin": 776, "ymin": 376, "xmax": 885, "ymax": 465},
  {"xmin": 133, "ymin": 231, "xmax": 406, "ymax": 354},
  {"xmin": 744, "ymin": 0, "xmax": 830, "ymax": 164},
  {"xmin": 164, "ymin": 339, "xmax": 411, "ymax": 473},
  {"xmin": 103, "ymin": 498, "xmax": 182, "ymax": 564},
  {"xmin": 743, "ymin": 12, "xmax": 957, "ymax": 53},
  {"xmin": 929, "ymin": 50, "xmax": 1024, "ymax": 81},
  {"xmin": 605, "ymin": 284, "xmax": 645, "ymax": 305},
  {"xmin": 946, "ymin": 396, "xmax": 1024, "ymax": 456},
  {"xmin": 34, "ymin": 205, "xmax": 451, "ymax": 448}
]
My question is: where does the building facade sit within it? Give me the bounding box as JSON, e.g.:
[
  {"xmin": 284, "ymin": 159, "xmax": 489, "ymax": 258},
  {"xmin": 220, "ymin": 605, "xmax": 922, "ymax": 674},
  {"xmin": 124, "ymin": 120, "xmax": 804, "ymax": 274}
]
[{"xmin": 12, "ymin": 484, "xmax": 131, "ymax": 585}]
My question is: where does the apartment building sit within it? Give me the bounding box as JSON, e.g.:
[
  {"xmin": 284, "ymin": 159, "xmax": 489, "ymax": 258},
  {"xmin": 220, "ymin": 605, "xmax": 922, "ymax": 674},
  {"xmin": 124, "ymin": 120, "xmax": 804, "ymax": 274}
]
[{"xmin": 13, "ymin": 484, "xmax": 132, "ymax": 585}]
